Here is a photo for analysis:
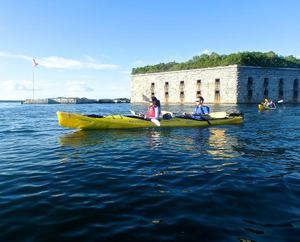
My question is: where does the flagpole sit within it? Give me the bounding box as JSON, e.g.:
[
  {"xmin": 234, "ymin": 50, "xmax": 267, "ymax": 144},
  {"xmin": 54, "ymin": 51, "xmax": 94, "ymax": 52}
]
[
  {"xmin": 32, "ymin": 66, "xmax": 35, "ymax": 100},
  {"xmin": 32, "ymin": 58, "xmax": 38, "ymax": 100}
]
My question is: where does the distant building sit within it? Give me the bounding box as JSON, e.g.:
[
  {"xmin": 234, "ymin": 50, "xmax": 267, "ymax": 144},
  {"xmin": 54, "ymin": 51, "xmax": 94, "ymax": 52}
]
[
  {"xmin": 53, "ymin": 97, "xmax": 98, "ymax": 104},
  {"xmin": 131, "ymin": 65, "xmax": 300, "ymax": 103},
  {"xmin": 23, "ymin": 97, "xmax": 98, "ymax": 104},
  {"xmin": 22, "ymin": 98, "xmax": 59, "ymax": 104},
  {"xmin": 114, "ymin": 98, "xmax": 130, "ymax": 103},
  {"xmin": 22, "ymin": 97, "xmax": 130, "ymax": 104}
]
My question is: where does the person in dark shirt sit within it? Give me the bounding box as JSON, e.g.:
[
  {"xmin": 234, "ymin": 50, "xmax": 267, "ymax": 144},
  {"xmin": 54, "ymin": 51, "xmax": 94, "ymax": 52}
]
[{"xmin": 151, "ymin": 96, "xmax": 161, "ymax": 119}]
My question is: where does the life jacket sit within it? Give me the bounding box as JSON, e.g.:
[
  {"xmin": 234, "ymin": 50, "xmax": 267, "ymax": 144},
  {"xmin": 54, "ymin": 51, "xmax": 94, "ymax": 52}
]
[
  {"xmin": 192, "ymin": 105, "xmax": 210, "ymax": 119},
  {"xmin": 146, "ymin": 105, "xmax": 155, "ymax": 118},
  {"xmin": 194, "ymin": 105, "xmax": 210, "ymax": 115}
]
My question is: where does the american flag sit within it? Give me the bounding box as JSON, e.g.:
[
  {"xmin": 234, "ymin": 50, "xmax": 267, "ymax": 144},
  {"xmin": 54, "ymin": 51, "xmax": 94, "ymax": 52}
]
[{"xmin": 33, "ymin": 58, "xmax": 39, "ymax": 67}]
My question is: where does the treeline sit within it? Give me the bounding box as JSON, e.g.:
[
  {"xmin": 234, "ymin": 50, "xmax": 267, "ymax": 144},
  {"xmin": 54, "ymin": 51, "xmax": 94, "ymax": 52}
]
[{"xmin": 132, "ymin": 51, "xmax": 300, "ymax": 74}]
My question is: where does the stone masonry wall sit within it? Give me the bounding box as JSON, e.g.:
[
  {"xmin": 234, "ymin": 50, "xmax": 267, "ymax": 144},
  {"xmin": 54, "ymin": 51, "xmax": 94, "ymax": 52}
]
[
  {"xmin": 237, "ymin": 66, "xmax": 300, "ymax": 103},
  {"xmin": 131, "ymin": 65, "xmax": 300, "ymax": 103},
  {"xmin": 131, "ymin": 65, "xmax": 238, "ymax": 104}
]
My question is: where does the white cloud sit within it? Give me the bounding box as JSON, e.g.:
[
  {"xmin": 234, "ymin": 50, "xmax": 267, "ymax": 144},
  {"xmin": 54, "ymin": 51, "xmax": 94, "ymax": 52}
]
[
  {"xmin": 85, "ymin": 62, "xmax": 118, "ymax": 70},
  {"xmin": 39, "ymin": 56, "xmax": 81, "ymax": 69},
  {"xmin": 0, "ymin": 51, "xmax": 119, "ymax": 70},
  {"xmin": 200, "ymin": 49, "xmax": 212, "ymax": 55},
  {"xmin": 67, "ymin": 81, "xmax": 94, "ymax": 92},
  {"xmin": 0, "ymin": 51, "xmax": 32, "ymax": 61},
  {"xmin": 1, "ymin": 80, "xmax": 32, "ymax": 91}
]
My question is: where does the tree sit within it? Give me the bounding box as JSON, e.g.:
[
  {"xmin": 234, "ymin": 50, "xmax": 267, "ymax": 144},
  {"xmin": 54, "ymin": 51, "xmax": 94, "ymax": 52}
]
[{"xmin": 131, "ymin": 51, "xmax": 300, "ymax": 74}]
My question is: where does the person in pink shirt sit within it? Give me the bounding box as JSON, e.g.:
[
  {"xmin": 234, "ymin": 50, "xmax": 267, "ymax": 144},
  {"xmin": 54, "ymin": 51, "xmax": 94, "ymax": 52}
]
[{"xmin": 145, "ymin": 100, "xmax": 155, "ymax": 119}]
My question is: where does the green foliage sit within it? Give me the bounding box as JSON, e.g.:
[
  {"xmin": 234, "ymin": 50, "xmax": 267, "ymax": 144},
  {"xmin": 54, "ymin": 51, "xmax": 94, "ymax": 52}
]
[{"xmin": 131, "ymin": 51, "xmax": 300, "ymax": 74}]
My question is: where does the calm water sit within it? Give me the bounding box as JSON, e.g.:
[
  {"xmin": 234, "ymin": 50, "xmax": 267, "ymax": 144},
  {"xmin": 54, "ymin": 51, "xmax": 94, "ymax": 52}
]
[{"xmin": 0, "ymin": 102, "xmax": 300, "ymax": 242}]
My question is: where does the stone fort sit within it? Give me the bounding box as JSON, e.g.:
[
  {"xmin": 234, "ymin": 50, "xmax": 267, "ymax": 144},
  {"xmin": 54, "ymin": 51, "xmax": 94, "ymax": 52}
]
[{"xmin": 131, "ymin": 65, "xmax": 300, "ymax": 103}]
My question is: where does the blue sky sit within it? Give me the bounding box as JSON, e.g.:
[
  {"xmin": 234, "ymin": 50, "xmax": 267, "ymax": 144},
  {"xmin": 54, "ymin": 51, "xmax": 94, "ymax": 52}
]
[{"xmin": 0, "ymin": 0, "xmax": 300, "ymax": 100}]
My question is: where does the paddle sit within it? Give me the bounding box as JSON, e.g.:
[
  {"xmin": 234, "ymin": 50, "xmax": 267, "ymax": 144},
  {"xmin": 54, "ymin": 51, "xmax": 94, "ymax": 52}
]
[
  {"xmin": 130, "ymin": 110, "xmax": 137, "ymax": 116},
  {"xmin": 151, "ymin": 118, "xmax": 161, "ymax": 126},
  {"xmin": 129, "ymin": 110, "xmax": 160, "ymax": 126},
  {"xmin": 162, "ymin": 110, "xmax": 227, "ymax": 119},
  {"xmin": 205, "ymin": 112, "xmax": 227, "ymax": 119},
  {"xmin": 200, "ymin": 115, "xmax": 211, "ymax": 125},
  {"xmin": 162, "ymin": 111, "xmax": 212, "ymax": 125},
  {"xmin": 277, "ymin": 100, "xmax": 284, "ymax": 103},
  {"xmin": 142, "ymin": 95, "xmax": 150, "ymax": 102}
]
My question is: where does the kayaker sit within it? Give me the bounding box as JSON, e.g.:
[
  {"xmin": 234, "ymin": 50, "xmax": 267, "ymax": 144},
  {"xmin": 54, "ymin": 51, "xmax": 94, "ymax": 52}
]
[
  {"xmin": 184, "ymin": 96, "xmax": 210, "ymax": 120},
  {"xmin": 192, "ymin": 96, "xmax": 210, "ymax": 119},
  {"xmin": 145, "ymin": 100, "xmax": 155, "ymax": 119},
  {"xmin": 262, "ymin": 98, "xmax": 276, "ymax": 108},
  {"xmin": 268, "ymin": 100, "xmax": 276, "ymax": 108},
  {"xmin": 263, "ymin": 98, "xmax": 269, "ymax": 108},
  {"xmin": 151, "ymin": 96, "xmax": 161, "ymax": 119}
]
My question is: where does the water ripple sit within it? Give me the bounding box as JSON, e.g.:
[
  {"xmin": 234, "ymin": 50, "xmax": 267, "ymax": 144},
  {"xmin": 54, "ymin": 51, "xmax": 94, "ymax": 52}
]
[{"xmin": 0, "ymin": 103, "xmax": 300, "ymax": 241}]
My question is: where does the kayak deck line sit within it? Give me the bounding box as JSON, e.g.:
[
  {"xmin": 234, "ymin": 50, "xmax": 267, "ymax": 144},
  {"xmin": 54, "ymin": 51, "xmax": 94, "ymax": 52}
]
[{"xmin": 57, "ymin": 111, "xmax": 244, "ymax": 130}]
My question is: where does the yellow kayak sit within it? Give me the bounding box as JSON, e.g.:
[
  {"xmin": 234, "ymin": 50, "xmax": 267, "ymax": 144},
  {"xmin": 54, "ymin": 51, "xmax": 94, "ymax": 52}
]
[{"xmin": 57, "ymin": 111, "xmax": 243, "ymax": 130}]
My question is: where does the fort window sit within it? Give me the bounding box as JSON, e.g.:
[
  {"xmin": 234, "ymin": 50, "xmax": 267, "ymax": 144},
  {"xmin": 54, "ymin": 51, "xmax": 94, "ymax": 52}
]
[
  {"xmin": 164, "ymin": 82, "xmax": 169, "ymax": 92},
  {"xmin": 247, "ymin": 77, "xmax": 253, "ymax": 89},
  {"xmin": 196, "ymin": 80, "xmax": 201, "ymax": 98},
  {"xmin": 150, "ymin": 82, "xmax": 155, "ymax": 93},
  {"xmin": 263, "ymin": 78, "xmax": 269, "ymax": 88},
  {"xmin": 247, "ymin": 78, "xmax": 253, "ymax": 102},
  {"xmin": 263, "ymin": 90, "xmax": 268, "ymax": 98},
  {"xmin": 180, "ymin": 80, "xmax": 184, "ymax": 92},
  {"xmin": 215, "ymin": 79, "xmax": 220, "ymax": 91},
  {"xmin": 248, "ymin": 90, "xmax": 253, "ymax": 97},
  {"xmin": 279, "ymin": 90, "xmax": 284, "ymax": 99},
  {"xmin": 278, "ymin": 78, "xmax": 284, "ymax": 100},
  {"xmin": 196, "ymin": 80, "xmax": 201, "ymax": 89},
  {"xmin": 279, "ymin": 78, "xmax": 284, "ymax": 90},
  {"xmin": 293, "ymin": 91, "xmax": 298, "ymax": 101},
  {"xmin": 293, "ymin": 79, "xmax": 298, "ymax": 102},
  {"xmin": 247, "ymin": 89, "xmax": 253, "ymax": 102},
  {"xmin": 165, "ymin": 91, "xmax": 169, "ymax": 103},
  {"xmin": 180, "ymin": 91, "xmax": 185, "ymax": 103},
  {"xmin": 215, "ymin": 90, "xmax": 220, "ymax": 103},
  {"xmin": 293, "ymin": 79, "xmax": 298, "ymax": 89}
]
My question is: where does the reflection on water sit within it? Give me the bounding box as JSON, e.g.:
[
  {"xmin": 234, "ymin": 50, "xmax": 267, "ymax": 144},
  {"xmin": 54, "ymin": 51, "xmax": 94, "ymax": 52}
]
[
  {"xmin": 146, "ymin": 130, "xmax": 161, "ymax": 149},
  {"xmin": 59, "ymin": 127, "xmax": 239, "ymax": 165},
  {"xmin": 2, "ymin": 103, "xmax": 300, "ymax": 242},
  {"xmin": 207, "ymin": 128, "xmax": 239, "ymax": 159},
  {"xmin": 59, "ymin": 130, "xmax": 103, "ymax": 147},
  {"xmin": 59, "ymin": 129, "xmax": 163, "ymax": 149}
]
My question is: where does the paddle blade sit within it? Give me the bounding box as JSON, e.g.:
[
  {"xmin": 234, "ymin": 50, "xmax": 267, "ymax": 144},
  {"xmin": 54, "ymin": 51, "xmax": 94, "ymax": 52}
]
[
  {"xmin": 130, "ymin": 110, "xmax": 136, "ymax": 115},
  {"xmin": 208, "ymin": 112, "xmax": 227, "ymax": 119},
  {"xmin": 151, "ymin": 118, "xmax": 160, "ymax": 126},
  {"xmin": 278, "ymin": 100, "xmax": 284, "ymax": 103},
  {"xmin": 142, "ymin": 94, "xmax": 150, "ymax": 102}
]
